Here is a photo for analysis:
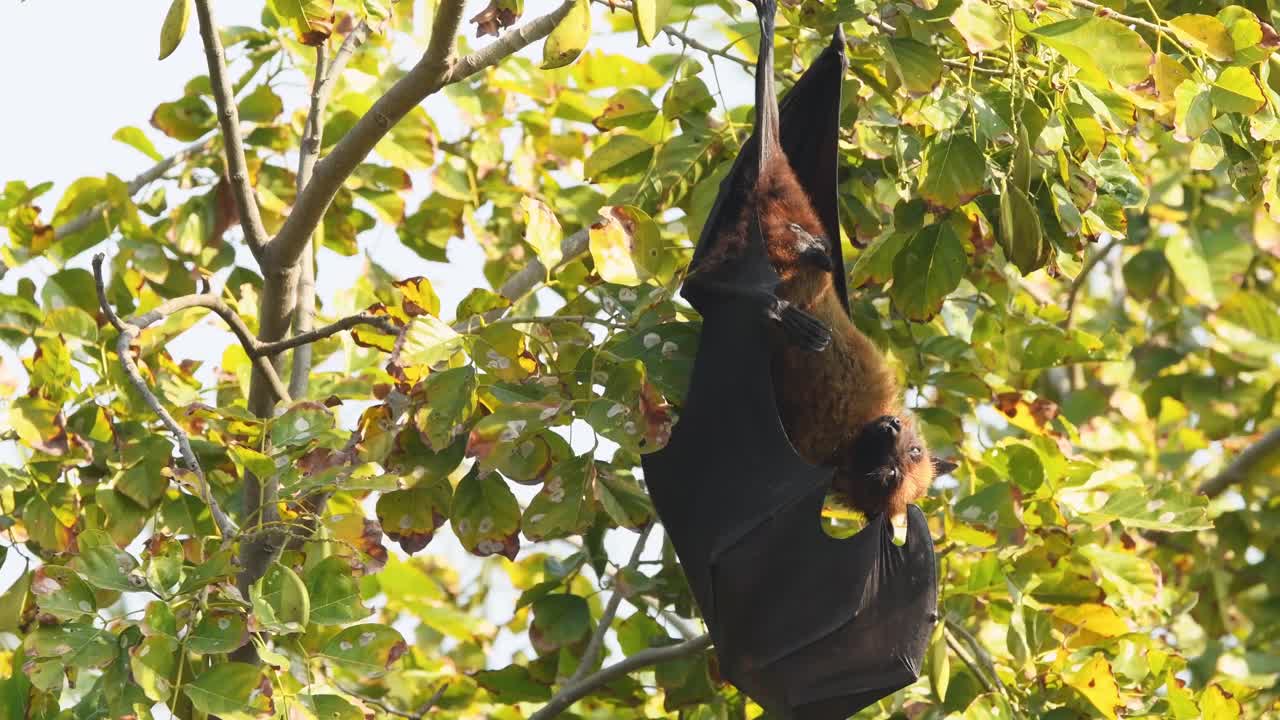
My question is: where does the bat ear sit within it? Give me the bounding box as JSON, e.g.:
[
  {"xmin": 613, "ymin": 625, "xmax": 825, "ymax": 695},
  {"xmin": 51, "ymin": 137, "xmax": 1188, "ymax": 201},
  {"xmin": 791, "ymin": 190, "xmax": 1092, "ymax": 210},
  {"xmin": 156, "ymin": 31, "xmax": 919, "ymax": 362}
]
[{"xmin": 932, "ymin": 457, "xmax": 958, "ymax": 476}]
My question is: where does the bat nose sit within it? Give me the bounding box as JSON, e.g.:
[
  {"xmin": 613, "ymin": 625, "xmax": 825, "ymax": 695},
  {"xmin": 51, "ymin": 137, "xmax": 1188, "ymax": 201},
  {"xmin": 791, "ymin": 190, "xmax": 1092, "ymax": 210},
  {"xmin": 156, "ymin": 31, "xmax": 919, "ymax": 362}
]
[{"xmin": 877, "ymin": 415, "xmax": 901, "ymax": 436}]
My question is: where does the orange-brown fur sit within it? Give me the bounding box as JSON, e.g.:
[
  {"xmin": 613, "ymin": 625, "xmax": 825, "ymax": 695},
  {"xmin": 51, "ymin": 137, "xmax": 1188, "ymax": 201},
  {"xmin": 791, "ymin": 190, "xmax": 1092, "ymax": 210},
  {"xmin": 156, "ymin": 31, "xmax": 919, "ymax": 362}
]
[{"xmin": 736, "ymin": 154, "xmax": 939, "ymax": 518}]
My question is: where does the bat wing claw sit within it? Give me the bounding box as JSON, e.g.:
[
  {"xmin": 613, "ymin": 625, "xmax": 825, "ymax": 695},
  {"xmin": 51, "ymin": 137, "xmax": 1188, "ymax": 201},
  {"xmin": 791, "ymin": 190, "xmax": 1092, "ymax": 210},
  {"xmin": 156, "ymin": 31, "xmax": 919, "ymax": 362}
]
[{"xmin": 774, "ymin": 302, "xmax": 832, "ymax": 352}]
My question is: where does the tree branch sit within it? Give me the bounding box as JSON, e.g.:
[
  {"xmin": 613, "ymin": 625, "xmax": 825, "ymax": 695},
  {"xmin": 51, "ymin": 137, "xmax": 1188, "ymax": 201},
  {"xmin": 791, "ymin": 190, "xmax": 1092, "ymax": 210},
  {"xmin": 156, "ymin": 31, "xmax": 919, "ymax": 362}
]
[
  {"xmin": 569, "ymin": 525, "xmax": 653, "ymax": 686},
  {"xmin": 256, "ymin": 313, "xmax": 400, "ymax": 358},
  {"xmin": 194, "ymin": 0, "xmax": 270, "ymax": 260},
  {"xmin": 268, "ymin": 0, "xmax": 575, "ymax": 272},
  {"xmin": 445, "ymin": 0, "xmax": 577, "ymax": 84},
  {"xmin": 92, "ymin": 254, "xmax": 240, "ymax": 542},
  {"xmin": 1197, "ymin": 427, "xmax": 1280, "ymax": 498},
  {"xmin": 54, "ymin": 136, "xmax": 213, "ymax": 241},
  {"xmin": 528, "ymin": 634, "xmax": 712, "ymax": 720},
  {"xmin": 92, "ymin": 256, "xmax": 292, "ymax": 405},
  {"xmin": 290, "ymin": 42, "xmax": 331, "ymax": 400}
]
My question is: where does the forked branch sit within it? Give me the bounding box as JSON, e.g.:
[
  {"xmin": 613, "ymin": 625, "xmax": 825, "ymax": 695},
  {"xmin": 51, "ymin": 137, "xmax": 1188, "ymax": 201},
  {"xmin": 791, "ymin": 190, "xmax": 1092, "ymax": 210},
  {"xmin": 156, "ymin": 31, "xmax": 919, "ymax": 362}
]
[{"xmin": 92, "ymin": 254, "xmax": 240, "ymax": 542}]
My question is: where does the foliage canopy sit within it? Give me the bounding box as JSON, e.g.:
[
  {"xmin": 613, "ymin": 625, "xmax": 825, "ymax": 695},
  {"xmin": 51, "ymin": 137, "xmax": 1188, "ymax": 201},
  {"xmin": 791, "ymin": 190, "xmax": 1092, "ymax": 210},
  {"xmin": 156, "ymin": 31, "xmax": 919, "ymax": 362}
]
[{"xmin": 1, "ymin": 0, "xmax": 1279, "ymax": 718}]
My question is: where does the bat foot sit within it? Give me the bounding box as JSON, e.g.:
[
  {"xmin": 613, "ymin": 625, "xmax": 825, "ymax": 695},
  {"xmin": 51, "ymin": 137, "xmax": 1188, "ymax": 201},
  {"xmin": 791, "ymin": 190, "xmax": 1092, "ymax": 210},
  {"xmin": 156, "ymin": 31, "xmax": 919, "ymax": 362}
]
[{"xmin": 770, "ymin": 301, "xmax": 831, "ymax": 352}]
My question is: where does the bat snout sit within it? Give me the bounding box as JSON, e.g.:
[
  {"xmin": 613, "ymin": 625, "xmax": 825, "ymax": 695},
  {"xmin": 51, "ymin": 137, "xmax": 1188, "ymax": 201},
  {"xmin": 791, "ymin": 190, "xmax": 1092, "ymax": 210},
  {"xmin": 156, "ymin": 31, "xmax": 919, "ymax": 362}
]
[{"xmin": 873, "ymin": 415, "xmax": 902, "ymax": 437}]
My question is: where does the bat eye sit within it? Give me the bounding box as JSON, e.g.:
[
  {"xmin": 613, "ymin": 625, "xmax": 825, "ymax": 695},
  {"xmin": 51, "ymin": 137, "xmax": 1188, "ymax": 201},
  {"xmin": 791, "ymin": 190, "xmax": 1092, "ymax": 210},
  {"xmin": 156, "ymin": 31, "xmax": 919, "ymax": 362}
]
[
  {"xmin": 788, "ymin": 222, "xmax": 803, "ymax": 233},
  {"xmin": 910, "ymin": 446, "xmax": 923, "ymax": 460}
]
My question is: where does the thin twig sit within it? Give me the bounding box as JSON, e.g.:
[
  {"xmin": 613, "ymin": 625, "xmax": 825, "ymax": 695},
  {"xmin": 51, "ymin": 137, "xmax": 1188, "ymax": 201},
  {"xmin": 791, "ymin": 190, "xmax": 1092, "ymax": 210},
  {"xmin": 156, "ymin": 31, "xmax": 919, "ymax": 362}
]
[
  {"xmin": 290, "ymin": 42, "xmax": 331, "ymax": 400},
  {"xmin": 339, "ymin": 682, "xmax": 448, "ymax": 720},
  {"xmin": 457, "ymin": 313, "xmax": 629, "ymax": 333},
  {"xmin": 1197, "ymin": 427, "xmax": 1280, "ymax": 498},
  {"xmin": 861, "ymin": 13, "xmax": 1004, "ymax": 75},
  {"xmin": 193, "ymin": 0, "xmax": 270, "ymax": 260},
  {"xmin": 528, "ymin": 634, "xmax": 712, "ymax": 720},
  {"xmin": 1063, "ymin": 238, "xmax": 1120, "ymax": 331},
  {"xmin": 255, "ymin": 313, "xmax": 400, "ymax": 357},
  {"xmin": 589, "ymin": 0, "xmax": 755, "ymax": 71},
  {"xmin": 569, "ymin": 525, "xmax": 654, "ymax": 686},
  {"xmin": 92, "ymin": 254, "xmax": 240, "ymax": 542},
  {"xmin": 54, "ymin": 136, "xmax": 214, "ymax": 241}
]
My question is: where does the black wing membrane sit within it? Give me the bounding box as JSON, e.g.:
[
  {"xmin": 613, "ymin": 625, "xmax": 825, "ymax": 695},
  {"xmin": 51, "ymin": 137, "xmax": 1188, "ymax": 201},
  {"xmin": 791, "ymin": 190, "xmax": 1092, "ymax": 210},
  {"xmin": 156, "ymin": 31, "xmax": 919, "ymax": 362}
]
[{"xmin": 640, "ymin": 24, "xmax": 938, "ymax": 720}]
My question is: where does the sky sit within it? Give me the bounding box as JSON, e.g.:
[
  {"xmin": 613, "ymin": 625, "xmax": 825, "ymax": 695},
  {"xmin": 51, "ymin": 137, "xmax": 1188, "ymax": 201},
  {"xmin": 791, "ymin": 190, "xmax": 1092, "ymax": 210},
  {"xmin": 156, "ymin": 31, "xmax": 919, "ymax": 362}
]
[{"xmin": 0, "ymin": 0, "xmax": 751, "ymax": 669}]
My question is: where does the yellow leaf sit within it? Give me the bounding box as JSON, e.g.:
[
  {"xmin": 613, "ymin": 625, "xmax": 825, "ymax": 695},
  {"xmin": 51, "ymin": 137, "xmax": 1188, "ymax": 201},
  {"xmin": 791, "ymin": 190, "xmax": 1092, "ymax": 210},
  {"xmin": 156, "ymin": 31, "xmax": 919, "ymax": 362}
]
[
  {"xmin": 1052, "ymin": 603, "xmax": 1130, "ymax": 637},
  {"xmin": 1064, "ymin": 654, "xmax": 1121, "ymax": 719}
]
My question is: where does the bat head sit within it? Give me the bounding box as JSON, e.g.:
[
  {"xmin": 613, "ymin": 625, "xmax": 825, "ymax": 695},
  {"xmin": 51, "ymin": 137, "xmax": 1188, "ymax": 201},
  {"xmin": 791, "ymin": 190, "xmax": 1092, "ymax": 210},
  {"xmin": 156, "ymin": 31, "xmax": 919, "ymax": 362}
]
[{"xmin": 835, "ymin": 414, "xmax": 955, "ymax": 517}]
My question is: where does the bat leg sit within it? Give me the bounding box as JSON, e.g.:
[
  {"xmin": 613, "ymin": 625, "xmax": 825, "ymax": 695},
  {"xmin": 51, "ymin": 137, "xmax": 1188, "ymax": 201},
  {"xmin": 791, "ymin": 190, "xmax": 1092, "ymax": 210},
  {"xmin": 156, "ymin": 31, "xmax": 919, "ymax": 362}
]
[{"xmin": 683, "ymin": 276, "xmax": 832, "ymax": 352}]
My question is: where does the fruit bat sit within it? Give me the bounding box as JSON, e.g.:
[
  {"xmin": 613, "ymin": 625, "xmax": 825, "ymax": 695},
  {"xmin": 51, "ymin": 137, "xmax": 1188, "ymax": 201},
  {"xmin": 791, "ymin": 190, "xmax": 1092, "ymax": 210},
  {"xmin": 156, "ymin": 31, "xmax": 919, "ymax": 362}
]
[{"xmin": 639, "ymin": 4, "xmax": 939, "ymax": 717}]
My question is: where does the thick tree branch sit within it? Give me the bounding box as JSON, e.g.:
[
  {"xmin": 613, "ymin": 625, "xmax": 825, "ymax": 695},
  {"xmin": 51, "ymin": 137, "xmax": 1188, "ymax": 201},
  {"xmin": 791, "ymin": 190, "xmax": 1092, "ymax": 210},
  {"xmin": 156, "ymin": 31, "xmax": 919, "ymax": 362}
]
[
  {"xmin": 92, "ymin": 254, "xmax": 240, "ymax": 542},
  {"xmin": 528, "ymin": 634, "xmax": 712, "ymax": 720},
  {"xmin": 290, "ymin": 43, "xmax": 331, "ymax": 400},
  {"xmin": 267, "ymin": 0, "xmax": 577, "ymax": 272},
  {"xmin": 1198, "ymin": 427, "xmax": 1280, "ymax": 498},
  {"xmin": 194, "ymin": 0, "xmax": 270, "ymax": 259},
  {"xmin": 569, "ymin": 525, "xmax": 654, "ymax": 686},
  {"xmin": 54, "ymin": 137, "xmax": 213, "ymax": 241}
]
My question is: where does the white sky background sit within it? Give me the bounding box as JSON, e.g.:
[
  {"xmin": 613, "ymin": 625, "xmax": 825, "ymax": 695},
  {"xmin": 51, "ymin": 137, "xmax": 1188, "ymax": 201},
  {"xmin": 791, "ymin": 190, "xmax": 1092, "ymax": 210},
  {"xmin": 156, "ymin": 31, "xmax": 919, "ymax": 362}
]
[{"xmin": 0, "ymin": 0, "xmax": 764, "ymax": 673}]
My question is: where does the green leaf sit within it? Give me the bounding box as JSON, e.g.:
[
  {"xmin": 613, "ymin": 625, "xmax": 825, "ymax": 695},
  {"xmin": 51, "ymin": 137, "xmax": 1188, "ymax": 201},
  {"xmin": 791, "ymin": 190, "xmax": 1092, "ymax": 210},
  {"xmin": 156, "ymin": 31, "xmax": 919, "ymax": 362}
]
[
  {"xmin": 1028, "ymin": 18, "xmax": 1153, "ymax": 88},
  {"xmin": 377, "ymin": 482, "xmax": 452, "ymax": 554},
  {"xmin": 1163, "ymin": 231, "xmax": 1217, "ymax": 305},
  {"xmin": 542, "ymin": 0, "xmax": 591, "ymax": 69},
  {"xmin": 522, "ymin": 455, "xmax": 597, "ymax": 541},
  {"xmin": 588, "ymin": 205, "xmax": 661, "ymax": 285},
  {"xmin": 271, "ymin": 402, "xmax": 336, "ymax": 447},
  {"xmin": 951, "ymin": 0, "xmax": 1007, "ymax": 53},
  {"xmin": 1174, "ymin": 81, "xmax": 1213, "ymax": 140},
  {"xmin": 850, "ymin": 231, "xmax": 908, "ymax": 287},
  {"xmin": 886, "ymin": 38, "xmax": 943, "ymax": 96},
  {"xmin": 319, "ymin": 624, "xmax": 408, "ymax": 677},
  {"xmin": 418, "ymin": 367, "xmax": 477, "ymax": 450},
  {"xmin": 451, "ymin": 466, "xmax": 522, "ymax": 559},
  {"xmin": 595, "ymin": 89, "xmax": 658, "ymax": 131},
  {"xmin": 1210, "ymin": 66, "xmax": 1264, "ymax": 116},
  {"xmin": 305, "ymin": 556, "xmax": 371, "ymax": 625},
  {"xmin": 529, "ymin": 593, "xmax": 590, "ymax": 654},
  {"xmin": 1084, "ymin": 487, "xmax": 1211, "ymax": 532},
  {"xmin": 184, "ymin": 663, "xmax": 274, "ymax": 720},
  {"xmin": 188, "ymin": 610, "xmax": 250, "ymax": 654},
  {"xmin": 130, "ymin": 635, "xmax": 179, "ymax": 702},
  {"xmin": 890, "ymin": 223, "xmax": 968, "ymax": 321},
  {"xmin": 631, "ymin": 0, "xmax": 657, "ymax": 45},
  {"xmin": 919, "ymin": 134, "xmax": 986, "ymax": 210},
  {"xmin": 151, "ymin": 94, "xmax": 215, "ymax": 141},
  {"xmin": 250, "ymin": 563, "xmax": 310, "ymax": 635},
  {"xmin": 239, "ymin": 84, "xmax": 284, "ymax": 123},
  {"xmin": 999, "ymin": 185, "xmax": 1046, "ymax": 275},
  {"xmin": 475, "ymin": 665, "xmax": 553, "ymax": 703},
  {"xmin": 159, "ymin": 0, "xmax": 191, "ymax": 60},
  {"xmin": 397, "ymin": 315, "xmax": 465, "ymax": 369},
  {"xmin": 25, "ymin": 623, "xmax": 116, "ymax": 669},
  {"xmin": 1170, "ymin": 14, "xmax": 1235, "ymax": 62},
  {"xmin": 112, "ymin": 126, "xmax": 163, "ymax": 161},
  {"xmin": 31, "ymin": 566, "xmax": 96, "ymax": 620},
  {"xmin": 594, "ymin": 470, "xmax": 654, "ymax": 529},
  {"xmin": 585, "ymin": 134, "xmax": 654, "ymax": 182},
  {"xmin": 268, "ymin": 0, "xmax": 335, "ymax": 45},
  {"xmin": 71, "ymin": 543, "xmax": 142, "ymax": 592},
  {"xmin": 521, "ymin": 196, "xmax": 564, "ymax": 271}
]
